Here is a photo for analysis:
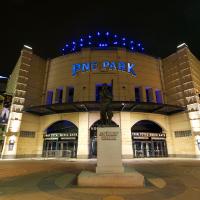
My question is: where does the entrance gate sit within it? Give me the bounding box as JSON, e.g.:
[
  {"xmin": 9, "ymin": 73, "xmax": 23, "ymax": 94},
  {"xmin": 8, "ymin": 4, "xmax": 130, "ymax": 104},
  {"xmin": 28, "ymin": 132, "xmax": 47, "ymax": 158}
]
[
  {"xmin": 43, "ymin": 120, "xmax": 78, "ymax": 158},
  {"xmin": 133, "ymin": 139, "xmax": 167, "ymax": 158},
  {"xmin": 131, "ymin": 120, "xmax": 168, "ymax": 158}
]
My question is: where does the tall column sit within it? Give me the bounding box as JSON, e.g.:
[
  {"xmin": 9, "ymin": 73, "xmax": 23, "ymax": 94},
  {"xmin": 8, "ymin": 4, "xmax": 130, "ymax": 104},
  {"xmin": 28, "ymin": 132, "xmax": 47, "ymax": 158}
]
[
  {"xmin": 132, "ymin": 87, "xmax": 135, "ymax": 101},
  {"xmin": 120, "ymin": 112, "xmax": 133, "ymax": 158},
  {"xmin": 152, "ymin": 88, "xmax": 157, "ymax": 103},
  {"xmin": 141, "ymin": 86, "xmax": 146, "ymax": 102},
  {"xmin": 52, "ymin": 88, "xmax": 57, "ymax": 104},
  {"xmin": 77, "ymin": 112, "xmax": 89, "ymax": 159},
  {"xmin": 62, "ymin": 86, "xmax": 67, "ymax": 103}
]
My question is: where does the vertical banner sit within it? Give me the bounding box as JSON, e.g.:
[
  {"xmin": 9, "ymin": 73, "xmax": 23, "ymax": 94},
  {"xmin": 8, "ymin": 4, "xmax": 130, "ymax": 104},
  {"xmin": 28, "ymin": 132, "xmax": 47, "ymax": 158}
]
[{"xmin": 0, "ymin": 94, "xmax": 12, "ymax": 124}]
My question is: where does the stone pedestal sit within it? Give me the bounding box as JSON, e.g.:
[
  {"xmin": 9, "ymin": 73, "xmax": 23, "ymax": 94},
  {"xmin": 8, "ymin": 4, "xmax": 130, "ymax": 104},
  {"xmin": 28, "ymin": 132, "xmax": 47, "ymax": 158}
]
[
  {"xmin": 78, "ymin": 170, "xmax": 144, "ymax": 187},
  {"xmin": 96, "ymin": 127, "xmax": 124, "ymax": 173},
  {"xmin": 78, "ymin": 126, "xmax": 144, "ymax": 187}
]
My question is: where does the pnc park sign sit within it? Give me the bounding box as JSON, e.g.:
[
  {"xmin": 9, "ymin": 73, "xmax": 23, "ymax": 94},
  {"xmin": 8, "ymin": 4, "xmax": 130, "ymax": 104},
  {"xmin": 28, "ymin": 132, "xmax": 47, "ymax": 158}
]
[{"xmin": 72, "ymin": 61, "xmax": 136, "ymax": 77}]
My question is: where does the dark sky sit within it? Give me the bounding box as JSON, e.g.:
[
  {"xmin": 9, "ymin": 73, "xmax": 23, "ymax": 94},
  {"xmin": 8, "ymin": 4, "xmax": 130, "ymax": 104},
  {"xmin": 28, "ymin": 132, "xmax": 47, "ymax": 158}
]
[{"xmin": 1, "ymin": 0, "xmax": 200, "ymax": 77}]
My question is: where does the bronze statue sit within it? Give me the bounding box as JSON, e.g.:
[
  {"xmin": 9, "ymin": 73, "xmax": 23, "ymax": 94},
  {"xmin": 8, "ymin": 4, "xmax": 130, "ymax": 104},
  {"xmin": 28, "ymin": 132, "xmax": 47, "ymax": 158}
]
[{"xmin": 99, "ymin": 83, "xmax": 113, "ymax": 125}]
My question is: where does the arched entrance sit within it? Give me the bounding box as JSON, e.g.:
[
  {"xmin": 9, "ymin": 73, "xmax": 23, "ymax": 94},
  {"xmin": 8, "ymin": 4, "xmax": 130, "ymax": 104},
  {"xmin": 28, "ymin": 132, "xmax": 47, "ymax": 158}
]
[
  {"xmin": 89, "ymin": 120, "xmax": 118, "ymax": 158},
  {"xmin": 43, "ymin": 120, "xmax": 78, "ymax": 158},
  {"xmin": 131, "ymin": 120, "xmax": 168, "ymax": 158}
]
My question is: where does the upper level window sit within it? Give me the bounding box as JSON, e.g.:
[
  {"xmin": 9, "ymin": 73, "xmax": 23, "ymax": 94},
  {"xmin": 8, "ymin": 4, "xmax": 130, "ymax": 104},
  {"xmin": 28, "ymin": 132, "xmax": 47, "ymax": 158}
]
[
  {"xmin": 146, "ymin": 87, "xmax": 153, "ymax": 102},
  {"xmin": 68, "ymin": 87, "xmax": 74, "ymax": 103},
  {"xmin": 96, "ymin": 84, "xmax": 112, "ymax": 102},
  {"xmin": 135, "ymin": 87, "xmax": 141, "ymax": 102},
  {"xmin": 55, "ymin": 88, "xmax": 63, "ymax": 103},
  {"xmin": 155, "ymin": 90, "xmax": 163, "ymax": 104},
  {"xmin": 46, "ymin": 91, "xmax": 53, "ymax": 105}
]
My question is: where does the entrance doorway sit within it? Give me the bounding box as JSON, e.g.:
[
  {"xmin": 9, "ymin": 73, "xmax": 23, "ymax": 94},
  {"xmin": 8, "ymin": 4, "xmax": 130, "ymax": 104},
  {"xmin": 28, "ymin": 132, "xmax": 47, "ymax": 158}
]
[
  {"xmin": 43, "ymin": 120, "xmax": 78, "ymax": 158},
  {"xmin": 89, "ymin": 119, "xmax": 118, "ymax": 158},
  {"xmin": 131, "ymin": 120, "xmax": 168, "ymax": 158},
  {"xmin": 133, "ymin": 140, "xmax": 167, "ymax": 158}
]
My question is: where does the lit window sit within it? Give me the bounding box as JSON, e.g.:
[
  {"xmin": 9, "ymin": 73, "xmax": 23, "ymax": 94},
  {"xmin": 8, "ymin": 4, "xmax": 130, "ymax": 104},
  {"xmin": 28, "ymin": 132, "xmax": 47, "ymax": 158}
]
[
  {"xmin": 135, "ymin": 87, "xmax": 141, "ymax": 102},
  {"xmin": 96, "ymin": 84, "xmax": 112, "ymax": 102},
  {"xmin": 46, "ymin": 91, "xmax": 53, "ymax": 105},
  {"xmin": 68, "ymin": 87, "xmax": 74, "ymax": 103},
  {"xmin": 155, "ymin": 90, "xmax": 163, "ymax": 104}
]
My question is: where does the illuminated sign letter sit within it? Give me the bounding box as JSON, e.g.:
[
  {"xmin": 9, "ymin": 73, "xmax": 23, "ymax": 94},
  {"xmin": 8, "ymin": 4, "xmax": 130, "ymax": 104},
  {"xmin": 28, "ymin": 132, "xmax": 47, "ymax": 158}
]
[
  {"xmin": 109, "ymin": 62, "xmax": 116, "ymax": 70},
  {"xmin": 102, "ymin": 61, "xmax": 110, "ymax": 69},
  {"xmin": 91, "ymin": 62, "xmax": 98, "ymax": 71},
  {"xmin": 118, "ymin": 62, "xmax": 126, "ymax": 71},
  {"xmin": 127, "ymin": 63, "xmax": 136, "ymax": 76},
  {"xmin": 82, "ymin": 63, "xmax": 90, "ymax": 72},
  {"xmin": 72, "ymin": 64, "xmax": 81, "ymax": 76}
]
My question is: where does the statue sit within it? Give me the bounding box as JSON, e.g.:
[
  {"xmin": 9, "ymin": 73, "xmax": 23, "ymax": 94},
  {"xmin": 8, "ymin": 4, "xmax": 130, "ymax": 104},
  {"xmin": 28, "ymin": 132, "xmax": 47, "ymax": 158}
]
[{"xmin": 99, "ymin": 83, "xmax": 113, "ymax": 125}]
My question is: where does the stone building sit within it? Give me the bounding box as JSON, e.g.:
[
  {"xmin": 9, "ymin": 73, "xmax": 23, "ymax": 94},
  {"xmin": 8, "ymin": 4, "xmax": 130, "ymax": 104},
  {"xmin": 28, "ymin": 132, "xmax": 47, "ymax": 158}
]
[{"xmin": 1, "ymin": 35, "xmax": 200, "ymax": 159}]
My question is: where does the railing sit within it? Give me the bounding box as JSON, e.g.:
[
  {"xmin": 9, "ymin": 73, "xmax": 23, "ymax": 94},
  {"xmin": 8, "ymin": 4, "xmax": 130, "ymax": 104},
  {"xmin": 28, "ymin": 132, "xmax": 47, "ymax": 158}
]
[{"xmin": 42, "ymin": 150, "xmax": 74, "ymax": 158}]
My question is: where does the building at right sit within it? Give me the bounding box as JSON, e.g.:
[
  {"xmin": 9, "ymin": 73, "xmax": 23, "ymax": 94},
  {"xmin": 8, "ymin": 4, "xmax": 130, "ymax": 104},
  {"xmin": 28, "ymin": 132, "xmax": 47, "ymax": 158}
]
[{"xmin": 162, "ymin": 43, "xmax": 200, "ymax": 156}]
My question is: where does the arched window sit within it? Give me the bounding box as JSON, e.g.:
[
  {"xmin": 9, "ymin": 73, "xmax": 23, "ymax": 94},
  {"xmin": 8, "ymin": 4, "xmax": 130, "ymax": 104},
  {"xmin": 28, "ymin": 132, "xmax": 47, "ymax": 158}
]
[
  {"xmin": 131, "ymin": 120, "xmax": 167, "ymax": 158},
  {"xmin": 43, "ymin": 120, "xmax": 78, "ymax": 158}
]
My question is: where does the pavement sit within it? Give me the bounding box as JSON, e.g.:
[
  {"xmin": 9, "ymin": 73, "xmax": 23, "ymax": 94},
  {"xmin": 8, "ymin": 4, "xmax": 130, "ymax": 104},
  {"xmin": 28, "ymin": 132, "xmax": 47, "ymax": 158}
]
[{"xmin": 0, "ymin": 158, "xmax": 200, "ymax": 200}]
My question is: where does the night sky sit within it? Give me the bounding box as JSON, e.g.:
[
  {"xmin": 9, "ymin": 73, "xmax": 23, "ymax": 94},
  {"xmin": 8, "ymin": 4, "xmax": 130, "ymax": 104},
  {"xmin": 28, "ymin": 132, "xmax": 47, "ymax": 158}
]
[{"xmin": 1, "ymin": 0, "xmax": 200, "ymax": 77}]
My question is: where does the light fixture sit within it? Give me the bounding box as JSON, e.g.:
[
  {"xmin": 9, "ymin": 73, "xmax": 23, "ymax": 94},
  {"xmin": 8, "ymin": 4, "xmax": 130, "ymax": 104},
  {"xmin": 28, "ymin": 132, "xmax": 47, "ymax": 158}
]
[
  {"xmin": 177, "ymin": 43, "xmax": 188, "ymax": 49},
  {"xmin": 23, "ymin": 45, "xmax": 32, "ymax": 50},
  {"xmin": 0, "ymin": 76, "xmax": 7, "ymax": 79}
]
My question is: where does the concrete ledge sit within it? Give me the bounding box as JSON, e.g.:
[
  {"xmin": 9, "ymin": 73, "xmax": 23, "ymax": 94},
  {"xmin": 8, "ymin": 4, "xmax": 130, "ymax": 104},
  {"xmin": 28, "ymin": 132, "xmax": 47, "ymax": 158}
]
[
  {"xmin": 78, "ymin": 170, "xmax": 144, "ymax": 187},
  {"xmin": 77, "ymin": 155, "xmax": 89, "ymax": 159},
  {"xmin": 122, "ymin": 154, "xmax": 134, "ymax": 159},
  {"xmin": 1, "ymin": 155, "xmax": 16, "ymax": 159},
  {"xmin": 168, "ymin": 154, "xmax": 200, "ymax": 158},
  {"xmin": 96, "ymin": 166, "xmax": 124, "ymax": 173}
]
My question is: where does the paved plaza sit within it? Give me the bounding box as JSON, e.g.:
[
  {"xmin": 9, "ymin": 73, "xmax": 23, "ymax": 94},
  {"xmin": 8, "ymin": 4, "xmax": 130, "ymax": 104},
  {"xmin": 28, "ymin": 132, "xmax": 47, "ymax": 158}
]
[{"xmin": 0, "ymin": 158, "xmax": 200, "ymax": 200}]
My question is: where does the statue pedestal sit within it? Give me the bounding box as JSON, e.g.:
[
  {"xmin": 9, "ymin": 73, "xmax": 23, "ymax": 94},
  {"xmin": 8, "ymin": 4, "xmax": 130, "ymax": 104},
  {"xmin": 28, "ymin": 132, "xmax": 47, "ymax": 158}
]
[
  {"xmin": 96, "ymin": 127, "xmax": 124, "ymax": 173},
  {"xmin": 78, "ymin": 127, "xmax": 144, "ymax": 187}
]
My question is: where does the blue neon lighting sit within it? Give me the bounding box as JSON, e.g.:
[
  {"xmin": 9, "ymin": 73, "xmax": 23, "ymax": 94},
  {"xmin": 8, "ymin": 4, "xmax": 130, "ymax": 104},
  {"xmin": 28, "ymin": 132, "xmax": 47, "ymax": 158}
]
[{"xmin": 61, "ymin": 32, "xmax": 145, "ymax": 55}]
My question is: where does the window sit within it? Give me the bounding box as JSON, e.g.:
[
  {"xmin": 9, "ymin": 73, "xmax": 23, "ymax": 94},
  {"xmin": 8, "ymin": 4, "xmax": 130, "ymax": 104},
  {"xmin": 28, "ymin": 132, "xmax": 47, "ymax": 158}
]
[
  {"xmin": 8, "ymin": 140, "xmax": 14, "ymax": 151},
  {"xmin": 46, "ymin": 91, "xmax": 53, "ymax": 105},
  {"xmin": 155, "ymin": 90, "xmax": 163, "ymax": 104},
  {"xmin": 135, "ymin": 87, "xmax": 141, "ymax": 102},
  {"xmin": 68, "ymin": 87, "xmax": 74, "ymax": 103},
  {"xmin": 55, "ymin": 88, "xmax": 63, "ymax": 103},
  {"xmin": 146, "ymin": 87, "xmax": 153, "ymax": 102},
  {"xmin": 20, "ymin": 131, "xmax": 35, "ymax": 138},
  {"xmin": 96, "ymin": 84, "xmax": 112, "ymax": 102},
  {"xmin": 174, "ymin": 130, "xmax": 192, "ymax": 137}
]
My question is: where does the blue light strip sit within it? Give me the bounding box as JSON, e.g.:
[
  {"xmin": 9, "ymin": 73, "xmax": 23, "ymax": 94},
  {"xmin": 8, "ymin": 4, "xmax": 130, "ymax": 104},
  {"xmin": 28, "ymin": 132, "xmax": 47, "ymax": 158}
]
[{"xmin": 61, "ymin": 32, "xmax": 145, "ymax": 55}]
